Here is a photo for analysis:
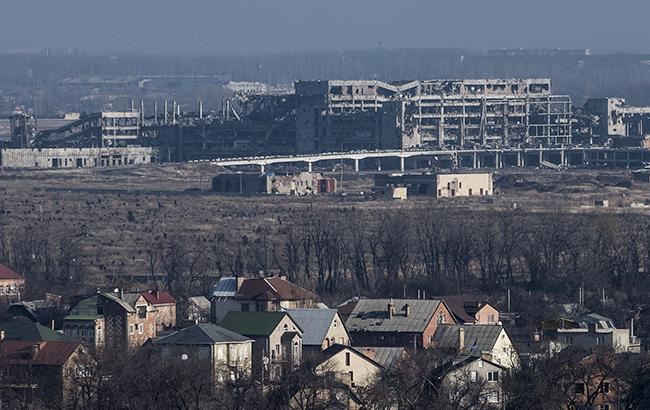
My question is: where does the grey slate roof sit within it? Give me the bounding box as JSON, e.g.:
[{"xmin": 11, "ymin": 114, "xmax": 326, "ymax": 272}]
[
  {"xmin": 346, "ymin": 299, "xmax": 442, "ymax": 333},
  {"xmin": 286, "ymin": 309, "xmax": 340, "ymax": 346},
  {"xmin": 353, "ymin": 346, "xmax": 405, "ymax": 369},
  {"xmin": 153, "ymin": 323, "xmax": 252, "ymax": 345},
  {"xmin": 212, "ymin": 277, "xmax": 238, "ymax": 298},
  {"xmin": 433, "ymin": 324, "xmax": 504, "ymax": 357},
  {"xmin": 101, "ymin": 293, "xmax": 136, "ymax": 313}
]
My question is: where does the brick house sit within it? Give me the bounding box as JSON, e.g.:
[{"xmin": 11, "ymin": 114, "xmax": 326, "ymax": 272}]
[
  {"xmin": 64, "ymin": 291, "xmax": 157, "ymax": 350},
  {"xmin": 345, "ymin": 299, "xmax": 455, "ymax": 349},
  {"xmin": 436, "ymin": 295, "xmax": 500, "ymax": 325},
  {"xmin": 0, "ymin": 338, "xmax": 92, "ymax": 408},
  {"xmin": 287, "ymin": 309, "xmax": 350, "ymax": 355},
  {"xmin": 0, "ymin": 265, "xmax": 25, "ymax": 302},
  {"xmin": 141, "ymin": 290, "xmax": 176, "ymax": 332}
]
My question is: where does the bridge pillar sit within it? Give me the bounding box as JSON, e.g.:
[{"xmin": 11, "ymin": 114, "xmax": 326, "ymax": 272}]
[
  {"xmin": 538, "ymin": 150, "xmax": 543, "ymax": 165},
  {"xmin": 473, "ymin": 152, "xmax": 478, "ymax": 169},
  {"xmin": 400, "ymin": 157, "xmax": 405, "ymax": 172},
  {"xmin": 517, "ymin": 151, "xmax": 522, "ymax": 167},
  {"xmin": 560, "ymin": 149, "xmax": 566, "ymax": 167},
  {"xmin": 307, "ymin": 162, "xmax": 313, "ymax": 173},
  {"xmin": 260, "ymin": 164, "xmax": 265, "ymax": 174},
  {"xmin": 377, "ymin": 158, "xmax": 382, "ymax": 172},
  {"xmin": 354, "ymin": 159, "xmax": 359, "ymax": 173}
]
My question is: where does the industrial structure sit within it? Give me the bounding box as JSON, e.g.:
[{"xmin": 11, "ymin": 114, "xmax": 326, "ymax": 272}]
[
  {"xmin": 374, "ymin": 173, "xmax": 493, "ymax": 197},
  {"xmin": 212, "ymin": 172, "xmax": 337, "ymax": 195},
  {"xmin": 295, "ymin": 79, "xmax": 572, "ymax": 152}
]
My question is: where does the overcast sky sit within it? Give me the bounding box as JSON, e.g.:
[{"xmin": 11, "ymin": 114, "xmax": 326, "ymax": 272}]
[{"xmin": 2, "ymin": 0, "xmax": 648, "ymax": 54}]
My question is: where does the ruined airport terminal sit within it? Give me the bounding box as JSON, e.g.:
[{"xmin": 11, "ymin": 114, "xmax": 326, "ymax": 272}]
[{"xmin": 3, "ymin": 77, "xmax": 650, "ymax": 170}]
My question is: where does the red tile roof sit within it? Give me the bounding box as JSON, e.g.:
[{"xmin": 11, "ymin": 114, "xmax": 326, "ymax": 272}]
[
  {"xmin": 236, "ymin": 277, "xmax": 316, "ymax": 301},
  {"xmin": 0, "ymin": 341, "xmax": 80, "ymax": 366},
  {"xmin": 141, "ymin": 290, "xmax": 176, "ymax": 305},
  {"xmin": 0, "ymin": 265, "xmax": 24, "ymax": 281}
]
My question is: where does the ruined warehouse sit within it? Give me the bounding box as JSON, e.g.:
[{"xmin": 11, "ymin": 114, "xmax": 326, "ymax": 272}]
[{"xmin": 295, "ymin": 79, "xmax": 572, "ymax": 153}]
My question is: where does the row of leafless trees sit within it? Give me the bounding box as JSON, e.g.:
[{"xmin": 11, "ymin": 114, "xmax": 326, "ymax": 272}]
[{"xmin": 4, "ymin": 206, "xmax": 650, "ymax": 307}]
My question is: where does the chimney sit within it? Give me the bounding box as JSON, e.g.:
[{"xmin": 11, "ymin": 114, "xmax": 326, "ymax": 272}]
[
  {"xmin": 459, "ymin": 327, "xmax": 465, "ymax": 351},
  {"xmin": 404, "ymin": 304, "xmax": 410, "ymax": 317},
  {"xmin": 31, "ymin": 343, "xmax": 40, "ymax": 358},
  {"xmin": 0, "ymin": 330, "xmax": 5, "ymax": 340},
  {"xmin": 156, "ymin": 290, "xmax": 160, "ymax": 300},
  {"xmin": 387, "ymin": 300, "xmax": 395, "ymax": 319}
]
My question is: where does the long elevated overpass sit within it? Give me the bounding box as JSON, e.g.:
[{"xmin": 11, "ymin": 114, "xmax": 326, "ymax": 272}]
[{"xmin": 203, "ymin": 146, "xmax": 650, "ymax": 173}]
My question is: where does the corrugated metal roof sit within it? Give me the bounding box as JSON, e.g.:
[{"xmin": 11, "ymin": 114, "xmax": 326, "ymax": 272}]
[
  {"xmin": 212, "ymin": 277, "xmax": 238, "ymax": 298},
  {"xmin": 153, "ymin": 324, "xmax": 252, "ymax": 345},
  {"xmin": 346, "ymin": 299, "xmax": 441, "ymax": 333},
  {"xmin": 220, "ymin": 312, "xmax": 296, "ymax": 337},
  {"xmin": 432, "ymin": 324, "xmax": 504, "ymax": 356},
  {"xmin": 286, "ymin": 309, "xmax": 339, "ymax": 346}
]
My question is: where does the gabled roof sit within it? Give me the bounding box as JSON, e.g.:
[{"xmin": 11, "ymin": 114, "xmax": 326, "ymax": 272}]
[
  {"xmin": 432, "ymin": 355, "xmax": 507, "ymax": 383},
  {"xmin": 153, "ymin": 323, "xmax": 252, "ymax": 345},
  {"xmin": 286, "ymin": 309, "xmax": 341, "ymax": 346},
  {"xmin": 141, "ymin": 290, "xmax": 176, "ymax": 305},
  {"xmin": 220, "ymin": 311, "xmax": 300, "ymax": 337},
  {"xmin": 100, "ymin": 293, "xmax": 136, "ymax": 313},
  {"xmin": 188, "ymin": 296, "xmax": 211, "ymax": 310},
  {"xmin": 236, "ymin": 277, "xmax": 316, "ymax": 302},
  {"xmin": 353, "ymin": 346, "xmax": 405, "ymax": 369},
  {"xmin": 0, "ymin": 265, "xmax": 24, "ymax": 280},
  {"xmin": 346, "ymin": 299, "xmax": 442, "ymax": 333},
  {"xmin": 320, "ymin": 344, "xmax": 383, "ymax": 369},
  {"xmin": 213, "ymin": 277, "xmax": 238, "ymax": 298},
  {"xmin": 0, "ymin": 341, "xmax": 81, "ymax": 366},
  {"xmin": 434, "ymin": 294, "xmax": 493, "ymax": 324},
  {"xmin": 432, "ymin": 324, "xmax": 505, "ymax": 357},
  {"xmin": 0, "ymin": 318, "xmax": 74, "ymax": 342}
]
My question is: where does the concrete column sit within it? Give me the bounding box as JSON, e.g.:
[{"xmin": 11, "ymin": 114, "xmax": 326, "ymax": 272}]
[
  {"xmin": 307, "ymin": 162, "xmax": 313, "ymax": 172},
  {"xmin": 377, "ymin": 158, "xmax": 382, "ymax": 172},
  {"xmin": 560, "ymin": 149, "xmax": 566, "ymax": 166},
  {"xmin": 354, "ymin": 159, "xmax": 360, "ymax": 172},
  {"xmin": 517, "ymin": 151, "xmax": 522, "ymax": 167},
  {"xmin": 473, "ymin": 152, "xmax": 478, "ymax": 169},
  {"xmin": 538, "ymin": 150, "xmax": 543, "ymax": 165},
  {"xmin": 400, "ymin": 157, "xmax": 405, "ymax": 172},
  {"xmin": 260, "ymin": 164, "xmax": 265, "ymax": 173}
]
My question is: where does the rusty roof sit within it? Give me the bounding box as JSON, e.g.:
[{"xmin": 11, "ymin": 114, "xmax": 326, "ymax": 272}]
[
  {"xmin": 236, "ymin": 277, "xmax": 316, "ymax": 302},
  {"xmin": 0, "ymin": 341, "xmax": 81, "ymax": 366}
]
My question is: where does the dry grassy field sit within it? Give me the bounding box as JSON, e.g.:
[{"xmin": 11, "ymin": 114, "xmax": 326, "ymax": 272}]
[{"xmin": 1, "ymin": 163, "xmax": 649, "ymax": 291}]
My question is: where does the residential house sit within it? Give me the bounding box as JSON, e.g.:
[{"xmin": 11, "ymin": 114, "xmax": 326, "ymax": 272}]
[
  {"xmin": 211, "ymin": 276, "xmax": 318, "ymax": 322},
  {"xmin": 0, "ymin": 338, "xmax": 92, "ymax": 408},
  {"xmin": 433, "ymin": 356, "xmax": 507, "ymax": 409},
  {"xmin": 0, "ymin": 264, "xmax": 25, "ymax": 301},
  {"xmin": 436, "ymin": 295, "xmax": 500, "ymax": 325},
  {"xmin": 542, "ymin": 304, "xmax": 640, "ymax": 353},
  {"xmin": 315, "ymin": 344, "xmax": 383, "ymax": 389},
  {"xmin": 345, "ymin": 299, "xmax": 455, "ymax": 349},
  {"xmin": 64, "ymin": 291, "xmax": 157, "ymax": 349},
  {"xmin": 336, "ymin": 297, "xmax": 360, "ymax": 323},
  {"xmin": 0, "ymin": 317, "xmax": 72, "ymax": 342},
  {"xmin": 352, "ymin": 346, "xmax": 406, "ymax": 370},
  {"xmin": 220, "ymin": 311, "xmax": 302, "ymax": 382},
  {"xmin": 288, "ymin": 381, "xmax": 364, "ymax": 410},
  {"xmin": 287, "ymin": 309, "xmax": 350, "ymax": 355},
  {"xmin": 432, "ymin": 324, "xmax": 520, "ymax": 369},
  {"xmin": 151, "ymin": 323, "xmax": 253, "ymax": 384},
  {"xmin": 8, "ymin": 297, "xmax": 62, "ymax": 328},
  {"xmin": 141, "ymin": 290, "xmax": 176, "ymax": 331},
  {"xmin": 183, "ymin": 296, "xmax": 211, "ymax": 324}
]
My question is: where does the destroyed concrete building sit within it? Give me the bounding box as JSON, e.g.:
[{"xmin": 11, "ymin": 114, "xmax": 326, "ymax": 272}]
[
  {"xmin": 212, "ymin": 172, "xmax": 336, "ymax": 195},
  {"xmin": 295, "ymin": 79, "xmax": 572, "ymax": 153},
  {"xmin": 374, "ymin": 172, "xmax": 493, "ymax": 197},
  {"xmin": 585, "ymin": 98, "xmax": 650, "ymax": 139},
  {"xmin": 0, "ymin": 147, "xmax": 156, "ymax": 169}
]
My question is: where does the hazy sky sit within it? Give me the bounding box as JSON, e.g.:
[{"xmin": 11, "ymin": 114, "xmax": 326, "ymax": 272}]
[{"xmin": 2, "ymin": 0, "xmax": 649, "ymax": 54}]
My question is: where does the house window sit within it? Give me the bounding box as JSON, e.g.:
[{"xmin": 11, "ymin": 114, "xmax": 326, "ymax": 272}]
[
  {"xmin": 345, "ymin": 352, "xmax": 351, "ymax": 366},
  {"xmin": 470, "ymin": 371, "xmax": 477, "ymax": 381},
  {"xmin": 488, "ymin": 314, "xmax": 495, "ymax": 323},
  {"xmin": 480, "ymin": 188, "xmax": 484, "ymax": 195},
  {"xmin": 575, "ymin": 383, "xmax": 585, "ymax": 394},
  {"xmin": 437, "ymin": 313, "xmax": 446, "ymax": 324},
  {"xmin": 478, "ymin": 359, "xmax": 484, "ymax": 368},
  {"xmin": 349, "ymin": 371, "xmax": 354, "ymax": 383},
  {"xmin": 283, "ymin": 324, "xmax": 289, "ymax": 331},
  {"xmin": 596, "ymin": 336, "xmax": 604, "ymax": 345},
  {"xmin": 138, "ymin": 324, "xmax": 144, "ymax": 334},
  {"xmin": 601, "ymin": 405, "xmax": 610, "ymax": 410},
  {"xmin": 129, "ymin": 325, "xmax": 135, "ymax": 335},
  {"xmin": 333, "ymin": 320, "xmax": 338, "ymax": 328},
  {"xmin": 469, "ymin": 189, "xmax": 473, "ymax": 196},
  {"xmin": 97, "ymin": 306, "xmax": 104, "ymax": 316},
  {"xmin": 137, "ymin": 306, "xmax": 147, "ymax": 319},
  {"xmin": 217, "ymin": 347, "xmax": 224, "ymax": 360},
  {"xmin": 241, "ymin": 303, "xmax": 250, "ymax": 312},
  {"xmin": 487, "ymin": 371, "xmax": 499, "ymax": 382},
  {"xmin": 603, "ymin": 382, "xmax": 610, "ymax": 394},
  {"xmin": 339, "ymin": 337, "xmax": 345, "ymax": 345}
]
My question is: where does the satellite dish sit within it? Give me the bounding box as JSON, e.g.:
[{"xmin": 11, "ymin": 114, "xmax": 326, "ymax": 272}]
[
  {"xmin": 181, "ymin": 354, "xmax": 188, "ymax": 361},
  {"xmin": 262, "ymin": 356, "xmax": 270, "ymax": 365}
]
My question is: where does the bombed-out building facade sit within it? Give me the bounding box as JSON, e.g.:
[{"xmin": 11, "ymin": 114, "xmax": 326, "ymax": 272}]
[{"xmin": 295, "ymin": 79, "xmax": 573, "ymax": 152}]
